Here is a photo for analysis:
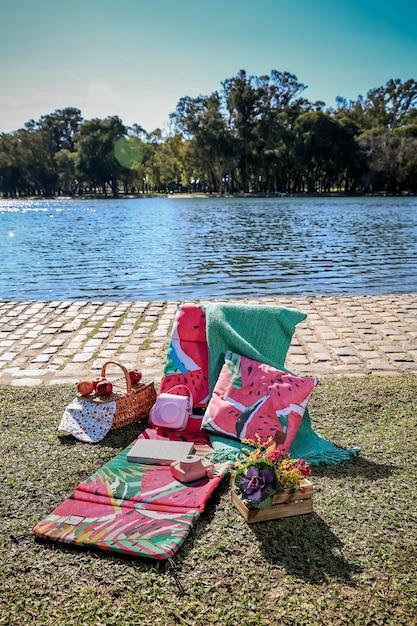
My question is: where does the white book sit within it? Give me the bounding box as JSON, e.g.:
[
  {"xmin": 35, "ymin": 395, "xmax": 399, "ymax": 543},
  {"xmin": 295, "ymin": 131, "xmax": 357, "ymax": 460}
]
[{"xmin": 126, "ymin": 438, "xmax": 194, "ymax": 465}]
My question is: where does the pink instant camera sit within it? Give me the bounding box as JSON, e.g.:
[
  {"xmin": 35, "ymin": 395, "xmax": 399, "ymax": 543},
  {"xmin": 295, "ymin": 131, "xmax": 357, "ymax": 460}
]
[{"xmin": 170, "ymin": 455, "xmax": 215, "ymax": 483}]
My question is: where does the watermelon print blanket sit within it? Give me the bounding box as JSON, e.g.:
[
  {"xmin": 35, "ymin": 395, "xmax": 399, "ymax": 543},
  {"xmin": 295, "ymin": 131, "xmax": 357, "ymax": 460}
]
[
  {"xmin": 159, "ymin": 303, "xmax": 209, "ymax": 413},
  {"xmin": 34, "ymin": 429, "xmax": 232, "ymax": 561}
]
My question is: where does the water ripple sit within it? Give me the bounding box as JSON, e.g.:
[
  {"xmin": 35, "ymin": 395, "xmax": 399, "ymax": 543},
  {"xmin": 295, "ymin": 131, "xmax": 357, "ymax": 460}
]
[{"xmin": 1, "ymin": 196, "xmax": 417, "ymax": 300}]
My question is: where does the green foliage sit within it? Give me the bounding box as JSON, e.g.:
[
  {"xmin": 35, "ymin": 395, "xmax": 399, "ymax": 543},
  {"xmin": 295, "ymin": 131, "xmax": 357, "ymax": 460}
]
[
  {"xmin": 114, "ymin": 135, "xmax": 144, "ymax": 169},
  {"xmin": 75, "ymin": 116, "xmax": 128, "ymax": 195},
  {"xmin": 1, "ymin": 74, "xmax": 417, "ymax": 196}
]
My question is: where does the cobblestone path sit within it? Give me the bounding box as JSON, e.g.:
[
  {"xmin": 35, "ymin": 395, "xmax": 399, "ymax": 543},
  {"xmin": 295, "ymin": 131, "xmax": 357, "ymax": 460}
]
[{"xmin": 1, "ymin": 295, "xmax": 417, "ymax": 387}]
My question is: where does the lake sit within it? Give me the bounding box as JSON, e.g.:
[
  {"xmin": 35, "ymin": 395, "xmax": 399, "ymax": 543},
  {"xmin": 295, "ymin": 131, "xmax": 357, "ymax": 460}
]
[{"xmin": 1, "ymin": 195, "xmax": 416, "ymax": 301}]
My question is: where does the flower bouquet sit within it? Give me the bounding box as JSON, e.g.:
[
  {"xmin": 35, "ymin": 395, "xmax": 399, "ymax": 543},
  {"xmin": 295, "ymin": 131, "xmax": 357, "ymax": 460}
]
[{"xmin": 232, "ymin": 435, "xmax": 313, "ymax": 521}]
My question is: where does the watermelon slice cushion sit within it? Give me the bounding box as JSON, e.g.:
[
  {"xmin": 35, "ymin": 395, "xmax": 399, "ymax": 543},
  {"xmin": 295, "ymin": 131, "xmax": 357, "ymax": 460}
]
[{"xmin": 201, "ymin": 351, "xmax": 318, "ymax": 454}]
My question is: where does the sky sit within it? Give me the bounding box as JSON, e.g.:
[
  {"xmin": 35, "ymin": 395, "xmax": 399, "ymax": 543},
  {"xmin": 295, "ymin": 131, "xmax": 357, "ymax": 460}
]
[{"xmin": 1, "ymin": 0, "xmax": 417, "ymax": 134}]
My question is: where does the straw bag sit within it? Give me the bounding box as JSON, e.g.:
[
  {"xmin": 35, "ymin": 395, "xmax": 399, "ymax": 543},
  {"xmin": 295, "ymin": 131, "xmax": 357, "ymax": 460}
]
[{"xmin": 79, "ymin": 361, "xmax": 157, "ymax": 430}]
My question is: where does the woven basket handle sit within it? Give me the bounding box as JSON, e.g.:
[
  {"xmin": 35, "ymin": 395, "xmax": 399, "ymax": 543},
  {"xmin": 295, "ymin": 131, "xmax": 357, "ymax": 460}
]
[{"xmin": 100, "ymin": 361, "xmax": 132, "ymax": 395}]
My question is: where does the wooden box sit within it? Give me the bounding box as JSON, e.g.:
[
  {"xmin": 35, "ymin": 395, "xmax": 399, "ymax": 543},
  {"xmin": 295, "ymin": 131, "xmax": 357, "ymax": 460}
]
[{"xmin": 231, "ymin": 479, "xmax": 313, "ymax": 523}]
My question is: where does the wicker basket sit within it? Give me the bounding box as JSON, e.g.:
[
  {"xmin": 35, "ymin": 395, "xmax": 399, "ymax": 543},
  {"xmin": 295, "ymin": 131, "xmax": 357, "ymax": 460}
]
[{"xmin": 78, "ymin": 361, "xmax": 157, "ymax": 430}]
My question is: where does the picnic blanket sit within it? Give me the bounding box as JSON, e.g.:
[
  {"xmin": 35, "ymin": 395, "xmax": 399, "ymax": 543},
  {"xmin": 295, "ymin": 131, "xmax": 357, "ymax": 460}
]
[{"xmin": 34, "ymin": 428, "xmax": 232, "ymax": 561}]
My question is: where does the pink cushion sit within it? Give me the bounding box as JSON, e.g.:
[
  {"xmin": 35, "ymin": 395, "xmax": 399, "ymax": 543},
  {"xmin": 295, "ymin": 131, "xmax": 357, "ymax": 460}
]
[{"xmin": 202, "ymin": 351, "xmax": 317, "ymax": 453}]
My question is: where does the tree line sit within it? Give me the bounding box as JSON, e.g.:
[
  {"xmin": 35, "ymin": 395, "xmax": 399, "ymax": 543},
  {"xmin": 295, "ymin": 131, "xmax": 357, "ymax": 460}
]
[{"xmin": 1, "ymin": 70, "xmax": 417, "ymax": 197}]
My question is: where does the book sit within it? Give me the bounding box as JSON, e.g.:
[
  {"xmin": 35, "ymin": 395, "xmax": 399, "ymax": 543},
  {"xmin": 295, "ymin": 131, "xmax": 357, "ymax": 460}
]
[{"xmin": 126, "ymin": 438, "xmax": 194, "ymax": 465}]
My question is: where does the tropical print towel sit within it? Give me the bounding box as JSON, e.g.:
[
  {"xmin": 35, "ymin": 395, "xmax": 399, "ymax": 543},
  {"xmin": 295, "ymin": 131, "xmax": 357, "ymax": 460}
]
[{"xmin": 34, "ymin": 429, "xmax": 232, "ymax": 561}]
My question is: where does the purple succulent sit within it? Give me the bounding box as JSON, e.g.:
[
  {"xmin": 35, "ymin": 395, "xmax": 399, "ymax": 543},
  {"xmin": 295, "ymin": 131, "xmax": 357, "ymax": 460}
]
[{"xmin": 239, "ymin": 463, "xmax": 276, "ymax": 503}]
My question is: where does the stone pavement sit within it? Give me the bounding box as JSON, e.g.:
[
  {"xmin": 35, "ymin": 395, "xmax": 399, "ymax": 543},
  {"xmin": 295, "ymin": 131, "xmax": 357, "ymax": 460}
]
[{"xmin": 1, "ymin": 295, "xmax": 417, "ymax": 388}]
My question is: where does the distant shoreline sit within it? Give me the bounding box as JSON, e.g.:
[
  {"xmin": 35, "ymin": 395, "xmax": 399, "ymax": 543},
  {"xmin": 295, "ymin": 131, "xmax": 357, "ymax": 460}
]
[{"xmin": 1, "ymin": 190, "xmax": 416, "ymax": 201}]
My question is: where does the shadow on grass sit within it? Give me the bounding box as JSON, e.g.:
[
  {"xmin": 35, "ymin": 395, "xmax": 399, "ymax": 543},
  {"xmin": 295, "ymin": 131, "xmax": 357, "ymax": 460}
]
[
  {"xmin": 251, "ymin": 512, "xmax": 361, "ymax": 584},
  {"xmin": 190, "ymin": 477, "xmax": 361, "ymax": 585},
  {"xmin": 57, "ymin": 419, "xmax": 149, "ymax": 450},
  {"xmin": 312, "ymin": 455, "xmax": 397, "ymax": 481}
]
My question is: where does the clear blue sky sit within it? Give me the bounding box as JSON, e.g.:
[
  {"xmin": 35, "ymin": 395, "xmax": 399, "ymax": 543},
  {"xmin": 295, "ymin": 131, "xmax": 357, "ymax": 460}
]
[{"xmin": 1, "ymin": 0, "xmax": 416, "ymax": 134}]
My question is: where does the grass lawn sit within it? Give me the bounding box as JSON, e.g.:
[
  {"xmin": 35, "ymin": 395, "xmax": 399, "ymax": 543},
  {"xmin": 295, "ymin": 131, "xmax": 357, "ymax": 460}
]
[{"xmin": 0, "ymin": 375, "xmax": 416, "ymax": 626}]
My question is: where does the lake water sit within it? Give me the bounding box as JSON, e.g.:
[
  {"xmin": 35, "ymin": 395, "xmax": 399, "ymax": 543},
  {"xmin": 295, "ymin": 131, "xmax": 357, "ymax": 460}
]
[{"xmin": 1, "ymin": 195, "xmax": 416, "ymax": 301}]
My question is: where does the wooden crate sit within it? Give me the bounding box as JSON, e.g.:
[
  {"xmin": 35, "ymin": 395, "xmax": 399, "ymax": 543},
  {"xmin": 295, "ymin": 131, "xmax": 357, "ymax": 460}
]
[{"xmin": 231, "ymin": 479, "xmax": 313, "ymax": 523}]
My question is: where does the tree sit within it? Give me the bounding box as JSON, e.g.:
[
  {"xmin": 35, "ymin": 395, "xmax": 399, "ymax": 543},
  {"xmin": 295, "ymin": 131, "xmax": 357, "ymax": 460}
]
[
  {"xmin": 157, "ymin": 133, "xmax": 190, "ymax": 192},
  {"xmin": 0, "ymin": 132, "xmax": 23, "ymax": 195},
  {"xmin": 359, "ymin": 124, "xmax": 417, "ymax": 193},
  {"xmin": 38, "ymin": 108, "xmax": 83, "ymax": 152},
  {"xmin": 221, "ymin": 70, "xmax": 258, "ymax": 192},
  {"xmin": 114, "ymin": 133, "xmax": 146, "ymax": 193},
  {"xmin": 10, "ymin": 127, "xmax": 58, "ymax": 195},
  {"xmin": 333, "ymin": 79, "xmax": 417, "ymax": 132},
  {"xmin": 171, "ymin": 93, "xmax": 234, "ymax": 192},
  {"xmin": 75, "ymin": 116, "xmax": 128, "ymax": 195},
  {"xmin": 141, "ymin": 128, "xmax": 164, "ymax": 192},
  {"xmin": 54, "ymin": 149, "xmax": 77, "ymax": 195},
  {"xmin": 251, "ymin": 71, "xmax": 310, "ymax": 193},
  {"xmin": 1, "ymin": 71, "xmax": 416, "ymax": 197},
  {"xmin": 394, "ymin": 125, "xmax": 417, "ymax": 192},
  {"xmin": 0, "ymin": 108, "xmax": 83, "ymax": 196},
  {"xmin": 294, "ymin": 111, "xmax": 363, "ymax": 192}
]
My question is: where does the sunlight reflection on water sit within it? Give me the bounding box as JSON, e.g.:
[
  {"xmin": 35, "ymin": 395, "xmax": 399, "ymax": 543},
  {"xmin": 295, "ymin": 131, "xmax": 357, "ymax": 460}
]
[{"xmin": 1, "ymin": 195, "xmax": 416, "ymax": 300}]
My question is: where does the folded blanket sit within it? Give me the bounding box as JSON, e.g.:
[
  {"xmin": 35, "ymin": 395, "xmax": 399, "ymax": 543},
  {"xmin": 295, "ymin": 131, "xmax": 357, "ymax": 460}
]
[{"xmin": 205, "ymin": 303, "xmax": 307, "ymax": 393}]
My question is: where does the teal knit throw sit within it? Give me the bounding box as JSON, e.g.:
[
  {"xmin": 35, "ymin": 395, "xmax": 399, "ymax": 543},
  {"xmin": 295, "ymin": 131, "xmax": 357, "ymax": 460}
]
[
  {"xmin": 205, "ymin": 302, "xmax": 359, "ymax": 465},
  {"xmin": 206, "ymin": 302, "xmax": 306, "ymax": 393}
]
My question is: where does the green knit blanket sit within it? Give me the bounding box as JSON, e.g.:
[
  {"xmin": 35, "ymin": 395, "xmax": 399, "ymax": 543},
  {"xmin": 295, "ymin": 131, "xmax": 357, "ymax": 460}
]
[
  {"xmin": 206, "ymin": 302, "xmax": 306, "ymax": 393},
  {"xmin": 205, "ymin": 302, "xmax": 359, "ymax": 465}
]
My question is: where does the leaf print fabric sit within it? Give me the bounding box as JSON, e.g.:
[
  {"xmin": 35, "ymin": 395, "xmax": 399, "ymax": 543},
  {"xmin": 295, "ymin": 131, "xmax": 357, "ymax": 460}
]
[{"xmin": 34, "ymin": 429, "xmax": 232, "ymax": 561}]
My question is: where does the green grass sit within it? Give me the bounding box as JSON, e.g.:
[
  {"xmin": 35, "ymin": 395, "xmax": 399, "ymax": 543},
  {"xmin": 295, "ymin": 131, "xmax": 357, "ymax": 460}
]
[{"xmin": 1, "ymin": 376, "xmax": 416, "ymax": 625}]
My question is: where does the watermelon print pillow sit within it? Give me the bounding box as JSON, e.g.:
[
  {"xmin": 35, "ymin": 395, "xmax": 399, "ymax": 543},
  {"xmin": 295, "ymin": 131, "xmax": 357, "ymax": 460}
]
[{"xmin": 201, "ymin": 351, "xmax": 318, "ymax": 453}]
